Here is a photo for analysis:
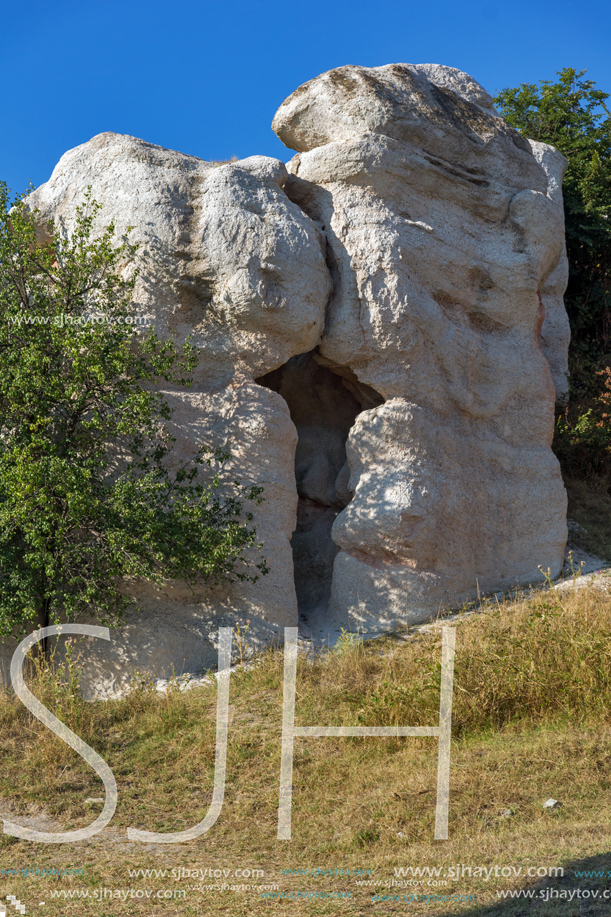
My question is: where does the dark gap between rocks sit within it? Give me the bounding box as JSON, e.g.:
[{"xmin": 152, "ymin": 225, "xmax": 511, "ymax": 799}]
[{"xmin": 257, "ymin": 350, "xmax": 383, "ymax": 623}]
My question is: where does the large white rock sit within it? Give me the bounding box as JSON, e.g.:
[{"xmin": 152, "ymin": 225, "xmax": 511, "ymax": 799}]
[
  {"xmin": 26, "ymin": 134, "xmax": 331, "ymax": 382},
  {"xmin": 68, "ymin": 381, "xmax": 300, "ymax": 697},
  {"xmin": 0, "ymin": 134, "xmax": 331, "ymax": 695},
  {"xmin": 273, "ymin": 63, "xmax": 569, "ymax": 631},
  {"xmin": 0, "ymin": 63, "xmax": 571, "ymax": 689}
]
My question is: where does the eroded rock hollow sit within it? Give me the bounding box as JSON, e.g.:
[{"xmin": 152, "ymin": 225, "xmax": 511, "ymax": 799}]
[
  {"xmin": 0, "ymin": 62, "xmax": 570, "ymax": 694},
  {"xmin": 258, "ymin": 351, "xmax": 383, "ymax": 625}
]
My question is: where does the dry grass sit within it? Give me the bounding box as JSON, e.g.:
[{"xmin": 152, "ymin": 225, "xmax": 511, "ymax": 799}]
[
  {"xmin": 2, "ymin": 583, "xmax": 611, "ymax": 914},
  {"xmin": 209, "ymin": 156, "xmax": 239, "ymax": 166}
]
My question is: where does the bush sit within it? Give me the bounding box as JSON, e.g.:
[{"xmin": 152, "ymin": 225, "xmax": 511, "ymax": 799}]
[
  {"xmin": 0, "ymin": 184, "xmax": 267, "ymax": 638},
  {"xmin": 495, "ymin": 69, "xmax": 611, "ymax": 476}
]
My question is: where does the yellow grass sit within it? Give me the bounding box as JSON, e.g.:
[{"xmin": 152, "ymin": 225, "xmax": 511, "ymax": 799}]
[{"xmin": 1, "ymin": 579, "xmax": 611, "ymax": 914}]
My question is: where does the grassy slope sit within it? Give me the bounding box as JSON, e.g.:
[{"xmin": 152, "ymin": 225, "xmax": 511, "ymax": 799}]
[{"xmin": 2, "ymin": 582, "xmax": 611, "ymax": 915}]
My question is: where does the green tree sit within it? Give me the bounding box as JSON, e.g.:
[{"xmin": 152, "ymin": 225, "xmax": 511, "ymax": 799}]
[
  {"xmin": 495, "ymin": 68, "xmax": 611, "ymax": 474},
  {"xmin": 0, "ymin": 184, "xmax": 267, "ymax": 641}
]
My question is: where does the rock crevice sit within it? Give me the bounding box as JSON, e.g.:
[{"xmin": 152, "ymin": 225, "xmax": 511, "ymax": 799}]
[{"xmin": 258, "ymin": 351, "xmax": 383, "ymax": 620}]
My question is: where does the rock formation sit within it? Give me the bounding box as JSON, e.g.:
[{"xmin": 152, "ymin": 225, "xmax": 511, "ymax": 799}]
[
  {"xmin": 272, "ymin": 63, "xmax": 569, "ymax": 632},
  {"xmin": 0, "ymin": 63, "xmax": 569, "ymax": 695}
]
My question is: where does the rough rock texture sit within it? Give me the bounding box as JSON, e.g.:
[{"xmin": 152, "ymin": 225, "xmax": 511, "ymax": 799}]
[
  {"xmin": 0, "ymin": 63, "xmax": 570, "ymax": 691},
  {"xmin": 273, "ymin": 63, "xmax": 569, "ymax": 632},
  {"xmin": 26, "ymin": 136, "xmax": 330, "ymax": 382},
  {"xmin": 257, "ymin": 352, "xmax": 382, "ymax": 618},
  {"xmin": 0, "ymin": 135, "xmax": 331, "ymax": 697},
  {"xmin": 528, "ymin": 139, "xmax": 571, "ymax": 404}
]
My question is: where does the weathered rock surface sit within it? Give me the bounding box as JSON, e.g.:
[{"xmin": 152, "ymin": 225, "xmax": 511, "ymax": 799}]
[
  {"xmin": 274, "ymin": 63, "xmax": 569, "ymax": 632},
  {"xmin": 528, "ymin": 139, "xmax": 571, "ymax": 404},
  {"xmin": 26, "ymin": 135, "xmax": 331, "ymax": 382},
  {"xmin": 258, "ymin": 352, "xmax": 376, "ymax": 616},
  {"xmin": 0, "ymin": 63, "xmax": 570, "ymax": 691},
  {"xmin": 0, "ymin": 135, "xmax": 331, "ymax": 696}
]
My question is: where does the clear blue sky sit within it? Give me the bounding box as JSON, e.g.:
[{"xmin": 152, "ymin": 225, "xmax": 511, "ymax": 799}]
[{"xmin": 1, "ymin": 0, "xmax": 609, "ymax": 193}]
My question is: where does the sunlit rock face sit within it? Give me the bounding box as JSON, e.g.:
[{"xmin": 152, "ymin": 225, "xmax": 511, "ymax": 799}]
[
  {"xmin": 4, "ymin": 135, "xmax": 332, "ymax": 696},
  {"xmin": 273, "ymin": 63, "xmax": 569, "ymax": 632},
  {"xmin": 0, "ymin": 63, "xmax": 570, "ymax": 693}
]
